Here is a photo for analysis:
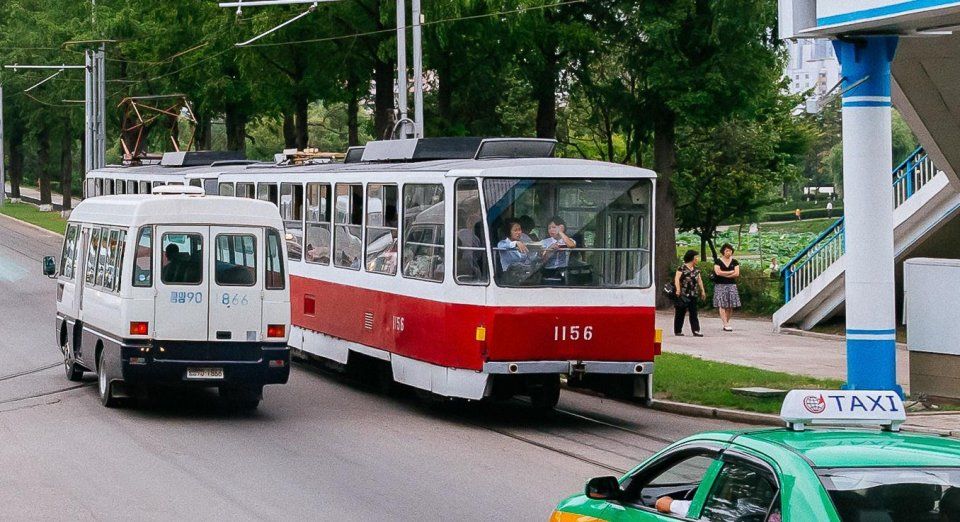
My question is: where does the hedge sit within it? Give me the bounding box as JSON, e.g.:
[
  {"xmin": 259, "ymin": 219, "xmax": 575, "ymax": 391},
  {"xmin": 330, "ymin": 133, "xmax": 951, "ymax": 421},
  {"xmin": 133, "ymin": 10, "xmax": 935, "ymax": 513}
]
[{"xmin": 763, "ymin": 208, "xmax": 843, "ymax": 222}]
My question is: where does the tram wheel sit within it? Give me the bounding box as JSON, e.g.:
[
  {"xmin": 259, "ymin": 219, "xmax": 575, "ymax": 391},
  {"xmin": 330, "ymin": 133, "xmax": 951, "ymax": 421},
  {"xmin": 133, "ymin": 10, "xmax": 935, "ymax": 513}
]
[
  {"xmin": 62, "ymin": 339, "xmax": 83, "ymax": 382},
  {"xmin": 528, "ymin": 375, "xmax": 561, "ymax": 410},
  {"xmin": 97, "ymin": 351, "xmax": 120, "ymax": 408}
]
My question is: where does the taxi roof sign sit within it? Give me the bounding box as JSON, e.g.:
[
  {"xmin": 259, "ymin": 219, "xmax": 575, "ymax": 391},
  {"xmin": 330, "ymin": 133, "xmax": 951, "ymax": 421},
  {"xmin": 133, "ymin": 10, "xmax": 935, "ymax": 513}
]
[{"xmin": 780, "ymin": 390, "xmax": 905, "ymax": 432}]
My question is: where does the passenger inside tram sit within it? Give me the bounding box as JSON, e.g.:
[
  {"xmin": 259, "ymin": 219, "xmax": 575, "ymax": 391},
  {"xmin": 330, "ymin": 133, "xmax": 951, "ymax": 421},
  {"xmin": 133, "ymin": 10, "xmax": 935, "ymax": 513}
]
[{"xmin": 497, "ymin": 219, "xmax": 539, "ymax": 282}]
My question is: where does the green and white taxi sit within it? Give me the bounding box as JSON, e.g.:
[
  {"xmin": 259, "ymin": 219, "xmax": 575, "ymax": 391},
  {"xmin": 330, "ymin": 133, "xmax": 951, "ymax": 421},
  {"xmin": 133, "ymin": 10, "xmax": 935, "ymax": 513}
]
[{"xmin": 551, "ymin": 390, "xmax": 960, "ymax": 522}]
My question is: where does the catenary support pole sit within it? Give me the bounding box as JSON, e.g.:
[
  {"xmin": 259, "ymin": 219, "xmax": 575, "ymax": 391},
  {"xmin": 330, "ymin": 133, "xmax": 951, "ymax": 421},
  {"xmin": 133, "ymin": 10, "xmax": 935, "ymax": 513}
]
[
  {"xmin": 833, "ymin": 36, "xmax": 901, "ymax": 393},
  {"xmin": 411, "ymin": 0, "xmax": 424, "ymax": 138},
  {"xmin": 395, "ymin": 0, "xmax": 409, "ymax": 137},
  {"xmin": 84, "ymin": 50, "xmax": 94, "ymax": 174},
  {"xmin": 0, "ymin": 84, "xmax": 5, "ymax": 207}
]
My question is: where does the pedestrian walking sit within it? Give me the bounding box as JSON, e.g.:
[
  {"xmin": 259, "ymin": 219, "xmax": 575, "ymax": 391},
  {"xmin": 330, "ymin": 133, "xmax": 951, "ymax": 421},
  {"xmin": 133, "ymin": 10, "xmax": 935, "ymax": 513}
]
[
  {"xmin": 713, "ymin": 243, "xmax": 741, "ymax": 332},
  {"xmin": 674, "ymin": 250, "xmax": 705, "ymax": 337},
  {"xmin": 795, "ymin": 208, "xmax": 802, "ymax": 221},
  {"xmin": 826, "ymin": 201, "xmax": 833, "ymax": 218}
]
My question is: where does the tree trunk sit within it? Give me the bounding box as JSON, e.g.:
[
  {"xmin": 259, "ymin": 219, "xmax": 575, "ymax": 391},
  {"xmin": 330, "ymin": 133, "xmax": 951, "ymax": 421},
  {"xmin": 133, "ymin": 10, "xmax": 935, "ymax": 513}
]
[
  {"xmin": 225, "ymin": 104, "xmax": 247, "ymax": 154},
  {"xmin": 60, "ymin": 129, "xmax": 73, "ymax": 210},
  {"xmin": 9, "ymin": 132, "xmax": 23, "ymax": 199},
  {"xmin": 653, "ymin": 112, "xmax": 678, "ymax": 308},
  {"xmin": 196, "ymin": 113, "xmax": 213, "ymax": 150},
  {"xmin": 282, "ymin": 111, "xmax": 296, "ymax": 149},
  {"xmin": 374, "ymin": 57, "xmax": 396, "ymax": 140},
  {"xmin": 37, "ymin": 127, "xmax": 52, "ymax": 206},
  {"xmin": 295, "ymin": 95, "xmax": 309, "ymax": 150},
  {"xmin": 347, "ymin": 91, "xmax": 359, "ymax": 147},
  {"xmin": 534, "ymin": 50, "xmax": 559, "ymax": 139}
]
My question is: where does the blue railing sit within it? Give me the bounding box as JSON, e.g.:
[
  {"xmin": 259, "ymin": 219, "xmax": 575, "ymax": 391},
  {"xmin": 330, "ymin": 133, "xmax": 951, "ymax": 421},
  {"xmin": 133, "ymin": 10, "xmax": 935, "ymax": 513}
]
[{"xmin": 782, "ymin": 146, "xmax": 939, "ymax": 303}]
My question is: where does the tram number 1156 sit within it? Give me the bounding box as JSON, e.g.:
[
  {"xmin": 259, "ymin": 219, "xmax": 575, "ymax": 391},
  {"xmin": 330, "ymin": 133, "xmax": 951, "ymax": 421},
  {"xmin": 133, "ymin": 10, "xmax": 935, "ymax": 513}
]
[{"xmin": 553, "ymin": 325, "xmax": 593, "ymax": 342}]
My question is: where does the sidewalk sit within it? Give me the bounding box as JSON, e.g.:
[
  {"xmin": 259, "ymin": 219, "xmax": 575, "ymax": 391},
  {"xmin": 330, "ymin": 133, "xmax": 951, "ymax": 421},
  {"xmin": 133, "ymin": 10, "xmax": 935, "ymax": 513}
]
[
  {"xmin": 3, "ymin": 183, "xmax": 67, "ymax": 208},
  {"xmin": 659, "ymin": 311, "xmax": 960, "ymax": 436}
]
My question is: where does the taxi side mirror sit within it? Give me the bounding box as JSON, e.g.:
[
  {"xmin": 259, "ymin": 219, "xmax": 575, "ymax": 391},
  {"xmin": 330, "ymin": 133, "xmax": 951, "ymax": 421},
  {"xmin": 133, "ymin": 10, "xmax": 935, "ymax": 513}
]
[
  {"xmin": 42, "ymin": 256, "xmax": 57, "ymax": 278},
  {"xmin": 585, "ymin": 476, "xmax": 621, "ymax": 501}
]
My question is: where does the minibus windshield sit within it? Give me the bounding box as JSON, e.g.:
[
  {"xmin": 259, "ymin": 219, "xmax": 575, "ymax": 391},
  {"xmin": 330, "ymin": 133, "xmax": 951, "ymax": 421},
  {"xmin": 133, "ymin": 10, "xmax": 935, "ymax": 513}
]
[{"xmin": 483, "ymin": 178, "xmax": 652, "ymax": 288}]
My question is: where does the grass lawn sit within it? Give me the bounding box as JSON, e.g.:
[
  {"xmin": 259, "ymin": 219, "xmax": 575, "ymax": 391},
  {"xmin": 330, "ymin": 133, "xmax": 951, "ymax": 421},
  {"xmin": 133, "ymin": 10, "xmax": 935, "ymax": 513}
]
[
  {"xmin": 760, "ymin": 218, "xmax": 837, "ymax": 235},
  {"xmin": 653, "ymin": 352, "xmax": 843, "ymax": 414},
  {"xmin": 0, "ymin": 202, "xmax": 67, "ymax": 235}
]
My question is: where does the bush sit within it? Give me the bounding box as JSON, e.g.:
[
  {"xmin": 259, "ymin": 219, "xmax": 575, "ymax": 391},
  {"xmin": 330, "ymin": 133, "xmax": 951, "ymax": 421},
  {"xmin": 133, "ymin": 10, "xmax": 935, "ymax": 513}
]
[
  {"xmin": 676, "ymin": 261, "xmax": 783, "ymax": 316},
  {"xmin": 764, "ymin": 208, "xmax": 842, "ymax": 221}
]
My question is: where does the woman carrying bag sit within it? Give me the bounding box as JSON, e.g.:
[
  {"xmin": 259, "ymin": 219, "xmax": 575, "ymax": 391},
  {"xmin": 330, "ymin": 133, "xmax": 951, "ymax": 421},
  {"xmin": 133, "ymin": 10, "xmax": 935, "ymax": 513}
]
[
  {"xmin": 713, "ymin": 243, "xmax": 742, "ymax": 331},
  {"xmin": 674, "ymin": 250, "xmax": 706, "ymax": 337}
]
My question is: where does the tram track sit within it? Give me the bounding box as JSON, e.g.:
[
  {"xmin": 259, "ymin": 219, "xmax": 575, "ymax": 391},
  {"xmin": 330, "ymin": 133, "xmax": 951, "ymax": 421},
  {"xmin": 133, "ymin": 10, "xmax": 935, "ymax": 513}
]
[
  {"xmin": 0, "ymin": 382, "xmax": 92, "ymax": 407},
  {"xmin": 0, "ymin": 362, "xmax": 61, "ymax": 383}
]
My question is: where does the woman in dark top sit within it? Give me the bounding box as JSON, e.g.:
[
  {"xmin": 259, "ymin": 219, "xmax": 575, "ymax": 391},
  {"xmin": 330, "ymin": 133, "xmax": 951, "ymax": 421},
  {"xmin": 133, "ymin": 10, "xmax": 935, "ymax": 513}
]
[
  {"xmin": 674, "ymin": 250, "xmax": 706, "ymax": 337},
  {"xmin": 713, "ymin": 243, "xmax": 741, "ymax": 332}
]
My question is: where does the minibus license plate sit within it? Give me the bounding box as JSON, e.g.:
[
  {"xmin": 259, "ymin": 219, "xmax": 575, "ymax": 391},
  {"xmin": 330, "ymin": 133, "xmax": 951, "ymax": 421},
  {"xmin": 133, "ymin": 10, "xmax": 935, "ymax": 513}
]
[{"xmin": 186, "ymin": 367, "xmax": 224, "ymax": 380}]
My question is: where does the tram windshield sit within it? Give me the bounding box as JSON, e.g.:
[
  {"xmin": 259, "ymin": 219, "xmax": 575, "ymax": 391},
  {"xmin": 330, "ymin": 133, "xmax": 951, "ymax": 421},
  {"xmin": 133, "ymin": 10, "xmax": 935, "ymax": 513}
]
[{"xmin": 483, "ymin": 178, "xmax": 652, "ymax": 288}]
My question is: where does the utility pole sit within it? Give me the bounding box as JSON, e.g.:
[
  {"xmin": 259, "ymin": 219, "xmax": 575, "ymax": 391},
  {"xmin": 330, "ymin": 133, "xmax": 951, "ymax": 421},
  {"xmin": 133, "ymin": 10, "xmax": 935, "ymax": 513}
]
[
  {"xmin": 219, "ymin": 0, "xmax": 425, "ymax": 139},
  {"xmin": 0, "ymin": 84, "xmax": 5, "ymax": 208},
  {"xmin": 4, "ymin": 61, "xmax": 104, "ymax": 174}
]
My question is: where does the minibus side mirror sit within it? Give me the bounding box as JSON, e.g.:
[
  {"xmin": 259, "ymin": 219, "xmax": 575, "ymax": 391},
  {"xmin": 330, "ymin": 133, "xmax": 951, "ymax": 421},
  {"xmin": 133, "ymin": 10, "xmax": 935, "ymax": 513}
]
[{"xmin": 42, "ymin": 256, "xmax": 57, "ymax": 278}]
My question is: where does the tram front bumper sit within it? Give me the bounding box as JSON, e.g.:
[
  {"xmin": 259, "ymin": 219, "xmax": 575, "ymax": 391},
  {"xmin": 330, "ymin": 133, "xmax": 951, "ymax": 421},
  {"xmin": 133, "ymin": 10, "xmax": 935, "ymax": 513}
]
[
  {"xmin": 482, "ymin": 360, "xmax": 654, "ymax": 375},
  {"xmin": 120, "ymin": 341, "xmax": 290, "ymax": 387}
]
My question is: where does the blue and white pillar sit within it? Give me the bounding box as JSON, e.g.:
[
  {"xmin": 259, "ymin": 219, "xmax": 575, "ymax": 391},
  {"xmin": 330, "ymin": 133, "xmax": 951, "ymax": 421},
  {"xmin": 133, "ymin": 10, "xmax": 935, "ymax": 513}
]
[{"xmin": 833, "ymin": 37, "xmax": 901, "ymax": 393}]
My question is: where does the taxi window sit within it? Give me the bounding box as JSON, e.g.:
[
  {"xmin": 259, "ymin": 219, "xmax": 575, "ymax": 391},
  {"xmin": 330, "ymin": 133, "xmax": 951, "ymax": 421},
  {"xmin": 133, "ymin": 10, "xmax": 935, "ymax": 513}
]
[
  {"xmin": 819, "ymin": 467, "xmax": 960, "ymax": 522},
  {"xmin": 620, "ymin": 451, "xmax": 719, "ymax": 512},
  {"xmin": 699, "ymin": 460, "xmax": 779, "ymax": 522}
]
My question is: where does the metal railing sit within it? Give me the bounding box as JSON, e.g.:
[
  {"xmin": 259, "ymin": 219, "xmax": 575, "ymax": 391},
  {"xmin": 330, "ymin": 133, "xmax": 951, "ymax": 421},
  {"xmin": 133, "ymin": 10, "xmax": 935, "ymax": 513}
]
[{"xmin": 782, "ymin": 146, "xmax": 940, "ymax": 303}]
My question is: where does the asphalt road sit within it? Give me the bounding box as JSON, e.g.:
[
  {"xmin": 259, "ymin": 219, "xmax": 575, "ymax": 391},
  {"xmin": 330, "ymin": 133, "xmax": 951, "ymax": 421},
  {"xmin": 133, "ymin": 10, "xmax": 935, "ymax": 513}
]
[{"xmin": 0, "ymin": 214, "xmax": 742, "ymax": 520}]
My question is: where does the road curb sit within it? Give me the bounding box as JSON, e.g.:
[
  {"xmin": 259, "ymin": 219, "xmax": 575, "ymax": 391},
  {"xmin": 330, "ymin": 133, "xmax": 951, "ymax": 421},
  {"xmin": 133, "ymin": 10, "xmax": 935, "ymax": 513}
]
[
  {"xmin": 0, "ymin": 211, "xmax": 63, "ymax": 238},
  {"xmin": 650, "ymin": 399, "xmax": 783, "ymax": 426},
  {"xmin": 779, "ymin": 327, "xmax": 908, "ymax": 350}
]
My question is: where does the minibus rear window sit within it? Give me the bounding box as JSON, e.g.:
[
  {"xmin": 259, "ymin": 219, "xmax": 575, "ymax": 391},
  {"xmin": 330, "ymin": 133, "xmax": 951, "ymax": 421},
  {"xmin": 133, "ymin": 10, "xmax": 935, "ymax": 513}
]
[
  {"xmin": 161, "ymin": 233, "xmax": 203, "ymax": 285},
  {"xmin": 216, "ymin": 235, "xmax": 257, "ymax": 286},
  {"xmin": 266, "ymin": 229, "xmax": 285, "ymax": 290},
  {"xmin": 133, "ymin": 227, "xmax": 153, "ymax": 287}
]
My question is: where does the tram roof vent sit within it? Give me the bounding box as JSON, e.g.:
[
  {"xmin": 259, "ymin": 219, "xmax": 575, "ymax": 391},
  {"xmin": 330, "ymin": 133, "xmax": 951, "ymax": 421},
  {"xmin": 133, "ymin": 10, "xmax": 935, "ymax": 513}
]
[
  {"xmin": 160, "ymin": 151, "xmax": 247, "ymax": 167},
  {"xmin": 359, "ymin": 137, "xmax": 556, "ymax": 163}
]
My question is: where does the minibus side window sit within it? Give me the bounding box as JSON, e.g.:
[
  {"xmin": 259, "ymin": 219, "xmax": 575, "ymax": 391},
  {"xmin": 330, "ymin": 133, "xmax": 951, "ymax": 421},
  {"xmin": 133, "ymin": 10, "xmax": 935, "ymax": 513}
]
[
  {"xmin": 455, "ymin": 178, "xmax": 489, "ymax": 285},
  {"xmin": 334, "ymin": 183, "xmax": 363, "ymax": 270},
  {"xmin": 402, "ymin": 184, "xmax": 445, "ymax": 283},
  {"xmin": 280, "ymin": 183, "xmax": 304, "ymax": 262},
  {"xmin": 60, "ymin": 224, "xmax": 79, "ymax": 279},
  {"xmin": 133, "ymin": 227, "xmax": 153, "ymax": 287},
  {"xmin": 219, "ymin": 182, "xmax": 235, "ymax": 197},
  {"xmin": 95, "ymin": 227, "xmax": 110, "ymax": 287},
  {"xmin": 215, "ymin": 235, "xmax": 257, "ymax": 286},
  {"xmin": 238, "ymin": 182, "xmax": 254, "ymax": 199},
  {"xmin": 113, "ymin": 231, "xmax": 126, "ymax": 292},
  {"xmin": 265, "ymin": 229, "xmax": 285, "ymax": 290},
  {"xmin": 86, "ymin": 228, "xmax": 101, "ymax": 285},
  {"xmin": 365, "ymin": 183, "xmax": 398, "ymax": 275},
  {"xmin": 140, "ymin": 181, "xmax": 151, "ymax": 194},
  {"xmin": 103, "ymin": 230, "xmax": 120, "ymax": 289},
  {"xmin": 161, "ymin": 233, "xmax": 203, "ymax": 285},
  {"xmin": 305, "ymin": 183, "xmax": 331, "ymax": 265},
  {"xmin": 189, "ymin": 179, "xmax": 202, "ymax": 188}
]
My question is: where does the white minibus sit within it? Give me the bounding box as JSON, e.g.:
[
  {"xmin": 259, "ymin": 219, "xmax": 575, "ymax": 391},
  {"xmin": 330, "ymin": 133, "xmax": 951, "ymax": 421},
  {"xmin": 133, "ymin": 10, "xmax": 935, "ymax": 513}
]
[{"xmin": 44, "ymin": 188, "xmax": 291, "ymax": 409}]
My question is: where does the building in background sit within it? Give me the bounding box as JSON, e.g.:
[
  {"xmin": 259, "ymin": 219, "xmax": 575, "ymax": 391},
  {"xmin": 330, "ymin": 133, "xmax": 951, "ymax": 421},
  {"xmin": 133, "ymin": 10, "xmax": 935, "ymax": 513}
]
[{"xmin": 785, "ymin": 39, "xmax": 840, "ymax": 99}]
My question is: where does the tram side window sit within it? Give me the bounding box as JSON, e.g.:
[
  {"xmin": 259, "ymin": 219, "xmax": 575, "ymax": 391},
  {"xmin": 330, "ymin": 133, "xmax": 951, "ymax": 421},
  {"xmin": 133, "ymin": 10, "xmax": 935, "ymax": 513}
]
[
  {"xmin": 115, "ymin": 181, "xmax": 125, "ymax": 195},
  {"xmin": 203, "ymin": 179, "xmax": 219, "ymax": 195},
  {"xmin": 95, "ymin": 178, "xmax": 104, "ymax": 197},
  {"xmin": 60, "ymin": 224, "xmax": 79, "ymax": 279},
  {"xmin": 161, "ymin": 233, "xmax": 203, "ymax": 285},
  {"xmin": 103, "ymin": 230, "xmax": 120, "ymax": 289},
  {"xmin": 127, "ymin": 180, "xmax": 137, "ymax": 194},
  {"xmin": 280, "ymin": 183, "xmax": 304, "ymax": 262},
  {"xmin": 365, "ymin": 184, "xmax": 398, "ymax": 275},
  {"xmin": 237, "ymin": 182, "xmax": 255, "ymax": 199},
  {"xmin": 133, "ymin": 227, "xmax": 152, "ymax": 287},
  {"xmin": 215, "ymin": 235, "xmax": 256, "ymax": 286},
  {"xmin": 104, "ymin": 179, "xmax": 114, "ymax": 195},
  {"xmin": 189, "ymin": 179, "xmax": 202, "ymax": 188},
  {"xmin": 219, "ymin": 182, "xmax": 235, "ymax": 197},
  {"xmin": 305, "ymin": 183, "xmax": 331, "ymax": 265},
  {"xmin": 258, "ymin": 183, "xmax": 279, "ymax": 206},
  {"xmin": 402, "ymin": 184, "xmax": 445, "ymax": 283},
  {"xmin": 84, "ymin": 178, "xmax": 95, "ymax": 199},
  {"xmin": 85, "ymin": 228, "xmax": 101, "ymax": 284},
  {"xmin": 455, "ymin": 178, "xmax": 488, "ymax": 285},
  {"xmin": 139, "ymin": 181, "xmax": 151, "ymax": 194},
  {"xmin": 333, "ymin": 183, "xmax": 364, "ymax": 270},
  {"xmin": 265, "ymin": 228, "xmax": 285, "ymax": 290},
  {"xmin": 153, "ymin": 181, "xmax": 166, "ymax": 190}
]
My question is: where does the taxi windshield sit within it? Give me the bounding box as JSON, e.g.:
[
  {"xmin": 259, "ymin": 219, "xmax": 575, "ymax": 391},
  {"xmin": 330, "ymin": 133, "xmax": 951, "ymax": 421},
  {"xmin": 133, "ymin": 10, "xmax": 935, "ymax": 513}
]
[
  {"xmin": 482, "ymin": 178, "xmax": 652, "ymax": 288},
  {"xmin": 818, "ymin": 467, "xmax": 960, "ymax": 522}
]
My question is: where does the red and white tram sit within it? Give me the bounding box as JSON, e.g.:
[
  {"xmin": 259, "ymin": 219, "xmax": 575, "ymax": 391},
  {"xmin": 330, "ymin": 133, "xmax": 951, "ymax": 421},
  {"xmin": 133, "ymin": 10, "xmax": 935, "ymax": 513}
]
[{"xmin": 218, "ymin": 137, "xmax": 660, "ymax": 408}]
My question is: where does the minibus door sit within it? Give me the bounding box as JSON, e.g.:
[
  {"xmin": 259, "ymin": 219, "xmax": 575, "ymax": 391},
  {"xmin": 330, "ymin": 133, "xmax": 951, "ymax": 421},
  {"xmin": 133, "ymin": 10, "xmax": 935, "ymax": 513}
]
[
  {"xmin": 154, "ymin": 226, "xmax": 209, "ymax": 341},
  {"xmin": 208, "ymin": 228, "xmax": 264, "ymax": 342}
]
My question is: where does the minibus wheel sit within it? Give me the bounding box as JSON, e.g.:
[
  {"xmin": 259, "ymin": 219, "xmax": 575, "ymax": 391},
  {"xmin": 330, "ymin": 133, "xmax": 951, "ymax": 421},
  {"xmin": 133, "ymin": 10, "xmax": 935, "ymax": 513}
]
[
  {"xmin": 97, "ymin": 351, "xmax": 119, "ymax": 408},
  {"xmin": 62, "ymin": 337, "xmax": 83, "ymax": 382}
]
